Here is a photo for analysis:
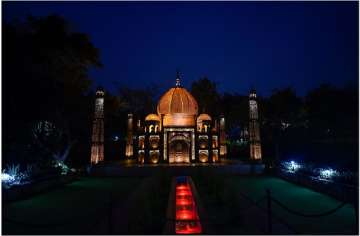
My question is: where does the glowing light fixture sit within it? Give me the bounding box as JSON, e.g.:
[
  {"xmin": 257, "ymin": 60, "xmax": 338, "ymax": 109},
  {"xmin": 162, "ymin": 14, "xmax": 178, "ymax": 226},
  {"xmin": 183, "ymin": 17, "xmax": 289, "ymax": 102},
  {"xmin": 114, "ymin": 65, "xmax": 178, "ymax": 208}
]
[
  {"xmin": 319, "ymin": 168, "xmax": 339, "ymax": 180},
  {"xmin": 282, "ymin": 160, "xmax": 301, "ymax": 173},
  {"xmin": 175, "ymin": 177, "xmax": 202, "ymax": 234},
  {"xmin": 1, "ymin": 173, "xmax": 15, "ymax": 182}
]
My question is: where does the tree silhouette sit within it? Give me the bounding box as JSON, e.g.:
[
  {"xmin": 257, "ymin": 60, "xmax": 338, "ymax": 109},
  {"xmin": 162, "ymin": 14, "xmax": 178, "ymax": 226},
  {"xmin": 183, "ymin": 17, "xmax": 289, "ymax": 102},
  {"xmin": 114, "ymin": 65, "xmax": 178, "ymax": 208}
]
[
  {"xmin": 191, "ymin": 77, "xmax": 220, "ymax": 116},
  {"xmin": 3, "ymin": 15, "xmax": 101, "ymax": 167}
]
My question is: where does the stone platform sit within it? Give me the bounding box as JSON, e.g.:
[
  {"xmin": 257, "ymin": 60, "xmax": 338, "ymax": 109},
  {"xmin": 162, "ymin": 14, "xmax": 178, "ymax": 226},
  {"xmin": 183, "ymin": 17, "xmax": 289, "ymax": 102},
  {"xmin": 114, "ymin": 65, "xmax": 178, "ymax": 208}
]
[{"xmin": 90, "ymin": 160, "xmax": 265, "ymax": 177}]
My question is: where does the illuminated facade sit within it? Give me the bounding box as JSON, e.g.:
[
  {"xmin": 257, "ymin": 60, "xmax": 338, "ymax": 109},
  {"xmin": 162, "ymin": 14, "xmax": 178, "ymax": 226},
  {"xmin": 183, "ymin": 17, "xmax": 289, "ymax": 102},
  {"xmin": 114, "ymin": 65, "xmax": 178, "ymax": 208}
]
[
  {"xmin": 126, "ymin": 73, "xmax": 226, "ymax": 164},
  {"xmin": 249, "ymin": 89, "xmax": 262, "ymax": 160},
  {"xmin": 90, "ymin": 87, "xmax": 105, "ymax": 164},
  {"xmin": 125, "ymin": 114, "xmax": 134, "ymax": 157}
]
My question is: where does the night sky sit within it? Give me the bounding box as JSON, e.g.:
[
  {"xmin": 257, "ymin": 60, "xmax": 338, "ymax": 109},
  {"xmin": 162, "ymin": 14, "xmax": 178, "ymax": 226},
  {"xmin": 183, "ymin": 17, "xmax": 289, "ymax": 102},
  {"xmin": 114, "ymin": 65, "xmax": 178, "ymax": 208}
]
[{"xmin": 3, "ymin": 2, "xmax": 358, "ymax": 97}]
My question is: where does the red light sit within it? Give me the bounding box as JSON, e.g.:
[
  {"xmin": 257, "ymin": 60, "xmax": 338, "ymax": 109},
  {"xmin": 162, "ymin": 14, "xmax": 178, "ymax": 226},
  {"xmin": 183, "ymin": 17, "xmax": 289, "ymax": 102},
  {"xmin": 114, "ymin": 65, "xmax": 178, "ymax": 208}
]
[
  {"xmin": 176, "ymin": 199, "xmax": 192, "ymax": 205},
  {"xmin": 176, "ymin": 190, "xmax": 192, "ymax": 196},
  {"xmin": 176, "ymin": 185, "xmax": 189, "ymax": 190},
  {"xmin": 176, "ymin": 222, "xmax": 202, "ymax": 234},
  {"xmin": 176, "ymin": 210, "xmax": 195, "ymax": 220},
  {"xmin": 175, "ymin": 179, "xmax": 202, "ymax": 234}
]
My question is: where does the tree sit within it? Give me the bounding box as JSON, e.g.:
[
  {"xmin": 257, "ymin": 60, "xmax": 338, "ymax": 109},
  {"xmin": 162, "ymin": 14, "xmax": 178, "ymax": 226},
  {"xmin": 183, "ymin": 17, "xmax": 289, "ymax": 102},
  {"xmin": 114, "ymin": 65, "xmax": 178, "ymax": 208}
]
[
  {"xmin": 266, "ymin": 87, "xmax": 303, "ymax": 129},
  {"xmin": 191, "ymin": 77, "xmax": 221, "ymax": 116},
  {"xmin": 305, "ymin": 84, "xmax": 358, "ymax": 140},
  {"xmin": 117, "ymin": 86, "xmax": 158, "ymax": 118},
  {"xmin": 103, "ymin": 93, "xmax": 128, "ymax": 161},
  {"xmin": 32, "ymin": 121, "xmax": 75, "ymax": 164},
  {"xmin": 3, "ymin": 15, "xmax": 102, "ymax": 167},
  {"xmin": 220, "ymin": 92, "xmax": 248, "ymax": 132}
]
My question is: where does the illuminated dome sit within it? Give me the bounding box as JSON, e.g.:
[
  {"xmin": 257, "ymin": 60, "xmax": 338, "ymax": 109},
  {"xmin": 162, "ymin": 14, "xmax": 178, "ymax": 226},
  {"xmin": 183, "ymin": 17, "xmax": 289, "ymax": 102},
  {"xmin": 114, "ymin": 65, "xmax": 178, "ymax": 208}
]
[
  {"xmin": 157, "ymin": 74, "xmax": 198, "ymax": 127},
  {"xmin": 197, "ymin": 113, "xmax": 212, "ymax": 122},
  {"xmin": 145, "ymin": 113, "xmax": 160, "ymax": 122},
  {"xmin": 157, "ymin": 87, "xmax": 198, "ymax": 116}
]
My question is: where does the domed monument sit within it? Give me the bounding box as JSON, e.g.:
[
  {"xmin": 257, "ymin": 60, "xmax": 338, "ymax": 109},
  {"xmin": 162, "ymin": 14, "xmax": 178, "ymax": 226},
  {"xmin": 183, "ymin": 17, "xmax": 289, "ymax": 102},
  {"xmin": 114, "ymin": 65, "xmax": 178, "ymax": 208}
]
[{"xmin": 125, "ymin": 72, "xmax": 227, "ymax": 164}]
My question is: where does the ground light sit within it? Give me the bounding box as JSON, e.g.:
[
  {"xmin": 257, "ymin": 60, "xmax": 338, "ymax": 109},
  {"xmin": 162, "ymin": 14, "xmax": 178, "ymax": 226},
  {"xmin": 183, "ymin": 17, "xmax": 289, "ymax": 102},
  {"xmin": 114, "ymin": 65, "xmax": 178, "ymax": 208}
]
[
  {"xmin": 319, "ymin": 168, "xmax": 339, "ymax": 180},
  {"xmin": 1, "ymin": 167, "xmax": 25, "ymax": 188},
  {"xmin": 281, "ymin": 160, "xmax": 302, "ymax": 173},
  {"xmin": 1, "ymin": 173, "xmax": 15, "ymax": 182},
  {"xmin": 175, "ymin": 177, "xmax": 202, "ymax": 234}
]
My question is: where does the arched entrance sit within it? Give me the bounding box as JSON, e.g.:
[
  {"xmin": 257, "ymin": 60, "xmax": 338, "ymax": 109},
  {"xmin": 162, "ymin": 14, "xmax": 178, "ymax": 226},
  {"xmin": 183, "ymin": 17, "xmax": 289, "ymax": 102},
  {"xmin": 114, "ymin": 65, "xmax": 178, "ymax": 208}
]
[{"xmin": 169, "ymin": 133, "xmax": 190, "ymax": 163}]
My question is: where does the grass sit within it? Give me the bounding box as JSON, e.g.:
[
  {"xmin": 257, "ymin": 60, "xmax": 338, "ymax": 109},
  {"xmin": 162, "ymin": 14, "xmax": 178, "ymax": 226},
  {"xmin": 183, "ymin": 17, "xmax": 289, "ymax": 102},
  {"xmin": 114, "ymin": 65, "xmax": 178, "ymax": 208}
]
[
  {"xmin": 3, "ymin": 173, "xmax": 356, "ymax": 234},
  {"xmin": 120, "ymin": 172, "xmax": 172, "ymax": 234},
  {"xmin": 2, "ymin": 176, "xmax": 144, "ymax": 235},
  {"xmin": 193, "ymin": 174, "xmax": 357, "ymax": 234},
  {"xmin": 228, "ymin": 176, "xmax": 357, "ymax": 234}
]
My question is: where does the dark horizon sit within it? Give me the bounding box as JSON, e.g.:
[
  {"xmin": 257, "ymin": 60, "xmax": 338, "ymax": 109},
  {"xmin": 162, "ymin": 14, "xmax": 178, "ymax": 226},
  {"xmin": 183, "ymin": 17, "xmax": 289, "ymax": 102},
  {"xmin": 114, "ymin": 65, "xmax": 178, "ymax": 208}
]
[{"xmin": 3, "ymin": 2, "xmax": 358, "ymax": 97}]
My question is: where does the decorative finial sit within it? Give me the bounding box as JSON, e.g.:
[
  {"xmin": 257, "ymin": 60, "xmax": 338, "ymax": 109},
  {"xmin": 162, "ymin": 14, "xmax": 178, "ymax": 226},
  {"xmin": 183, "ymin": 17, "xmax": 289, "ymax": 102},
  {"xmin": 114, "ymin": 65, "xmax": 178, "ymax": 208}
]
[
  {"xmin": 176, "ymin": 70, "xmax": 181, "ymax": 87},
  {"xmin": 250, "ymin": 87, "xmax": 257, "ymax": 99}
]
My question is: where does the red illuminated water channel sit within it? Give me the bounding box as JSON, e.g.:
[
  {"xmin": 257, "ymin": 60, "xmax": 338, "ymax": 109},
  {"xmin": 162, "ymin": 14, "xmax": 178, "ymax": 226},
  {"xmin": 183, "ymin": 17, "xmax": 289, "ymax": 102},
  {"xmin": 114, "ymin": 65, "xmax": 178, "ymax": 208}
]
[{"xmin": 175, "ymin": 176, "xmax": 202, "ymax": 234}]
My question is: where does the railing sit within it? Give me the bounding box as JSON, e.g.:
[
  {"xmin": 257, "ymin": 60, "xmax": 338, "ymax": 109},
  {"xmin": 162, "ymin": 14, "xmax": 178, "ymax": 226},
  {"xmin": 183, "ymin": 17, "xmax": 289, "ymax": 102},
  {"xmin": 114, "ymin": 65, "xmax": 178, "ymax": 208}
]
[
  {"xmin": 4, "ymin": 175, "xmax": 357, "ymax": 235},
  {"xmin": 232, "ymin": 187, "xmax": 299, "ymax": 234},
  {"xmin": 232, "ymin": 188, "xmax": 356, "ymax": 234},
  {"xmin": 166, "ymin": 185, "xmax": 353, "ymax": 235}
]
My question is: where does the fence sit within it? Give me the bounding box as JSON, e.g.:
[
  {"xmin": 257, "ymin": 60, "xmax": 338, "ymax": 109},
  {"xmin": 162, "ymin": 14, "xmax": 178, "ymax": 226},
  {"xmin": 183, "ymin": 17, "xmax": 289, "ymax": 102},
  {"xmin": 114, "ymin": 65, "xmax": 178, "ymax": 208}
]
[
  {"xmin": 4, "ymin": 176, "xmax": 358, "ymax": 235},
  {"xmin": 233, "ymin": 188, "xmax": 357, "ymax": 234}
]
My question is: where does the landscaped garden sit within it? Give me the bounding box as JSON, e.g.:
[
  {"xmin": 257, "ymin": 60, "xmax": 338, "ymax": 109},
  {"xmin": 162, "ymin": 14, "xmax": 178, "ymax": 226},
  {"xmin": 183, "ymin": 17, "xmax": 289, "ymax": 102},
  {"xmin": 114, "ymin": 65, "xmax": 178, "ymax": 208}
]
[
  {"xmin": 193, "ymin": 172, "xmax": 357, "ymax": 234},
  {"xmin": 3, "ymin": 172, "xmax": 173, "ymax": 235},
  {"xmin": 3, "ymin": 177, "xmax": 144, "ymax": 234},
  {"xmin": 2, "ymin": 167, "xmax": 357, "ymax": 235}
]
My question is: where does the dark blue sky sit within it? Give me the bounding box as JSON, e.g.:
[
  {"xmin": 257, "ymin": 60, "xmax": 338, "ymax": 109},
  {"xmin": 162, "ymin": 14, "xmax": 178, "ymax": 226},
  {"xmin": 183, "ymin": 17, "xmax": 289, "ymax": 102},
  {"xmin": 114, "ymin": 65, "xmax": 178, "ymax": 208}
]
[{"xmin": 3, "ymin": 2, "xmax": 358, "ymax": 97}]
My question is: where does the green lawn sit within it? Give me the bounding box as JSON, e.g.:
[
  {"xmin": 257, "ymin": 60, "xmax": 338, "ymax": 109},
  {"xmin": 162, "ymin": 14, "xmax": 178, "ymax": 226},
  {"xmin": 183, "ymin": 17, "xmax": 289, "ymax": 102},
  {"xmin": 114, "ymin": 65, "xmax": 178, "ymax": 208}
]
[
  {"xmin": 3, "ymin": 176, "xmax": 144, "ymax": 235},
  {"xmin": 234, "ymin": 176, "xmax": 357, "ymax": 234},
  {"xmin": 194, "ymin": 174, "xmax": 357, "ymax": 234},
  {"xmin": 3, "ymin": 174, "xmax": 356, "ymax": 235}
]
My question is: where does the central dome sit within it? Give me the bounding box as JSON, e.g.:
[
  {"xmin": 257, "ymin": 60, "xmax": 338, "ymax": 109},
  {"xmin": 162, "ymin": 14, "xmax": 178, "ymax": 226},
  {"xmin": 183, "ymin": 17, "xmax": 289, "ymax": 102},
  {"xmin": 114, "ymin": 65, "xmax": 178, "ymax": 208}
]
[
  {"xmin": 157, "ymin": 74, "xmax": 198, "ymax": 127},
  {"xmin": 157, "ymin": 87, "xmax": 198, "ymax": 116}
]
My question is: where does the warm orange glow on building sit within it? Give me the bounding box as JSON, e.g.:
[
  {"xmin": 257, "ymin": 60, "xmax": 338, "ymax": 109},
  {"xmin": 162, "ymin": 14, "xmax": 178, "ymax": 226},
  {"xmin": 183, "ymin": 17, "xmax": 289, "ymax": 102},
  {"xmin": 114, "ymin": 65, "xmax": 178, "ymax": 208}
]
[
  {"xmin": 149, "ymin": 135, "xmax": 160, "ymax": 149},
  {"xmin": 150, "ymin": 150, "xmax": 160, "ymax": 164},
  {"xmin": 163, "ymin": 113, "xmax": 196, "ymax": 127},
  {"xmin": 145, "ymin": 113, "xmax": 160, "ymax": 122},
  {"xmin": 126, "ymin": 114, "xmax": 134, "ymax": 157},
  {"xmin": 249, "ymin": 89, "xmax": 262, "ymax": 161},
  {"xmin": 219, "ymin": 116, "xmax": 227, "ymax": 157},
  {"xmin": 157, "ymin": 88, "xmax": 198, "ymax": 117},
  {"xmin": 138, "ymin": 150, "xmax": 145, "ymax": 164},
  {"xmin": 124, "ymin": 72, "xmax": 226, "ymax": 164},
  {"xmin": 199, "ymin": 150, "xmax": 208, "ymax": 163},
  {"xmin": 212, "ymin": 150, "xmax": 219, "ymax": 162},
  {"xmin": 90, "ymin": 87, "xmax": 105, "ymax": 164}
]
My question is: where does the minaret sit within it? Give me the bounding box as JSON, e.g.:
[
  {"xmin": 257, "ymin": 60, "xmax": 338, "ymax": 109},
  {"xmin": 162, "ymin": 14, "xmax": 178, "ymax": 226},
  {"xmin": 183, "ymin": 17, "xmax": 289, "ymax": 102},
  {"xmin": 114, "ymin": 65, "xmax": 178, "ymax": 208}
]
[
  {"xmin": 90, "ymin": 87, "xmax": 105, "ymax": 164},
  {"xmin": 219, "ymin": 115, "xmax": 227, "ymax": 157},
  {"xmin": 249, "ymin": 89, "xmax": 262, "ymax": 161},
  {"xmin": 125, "ymin": 113, "xmax": 134, "ymax": 158}
]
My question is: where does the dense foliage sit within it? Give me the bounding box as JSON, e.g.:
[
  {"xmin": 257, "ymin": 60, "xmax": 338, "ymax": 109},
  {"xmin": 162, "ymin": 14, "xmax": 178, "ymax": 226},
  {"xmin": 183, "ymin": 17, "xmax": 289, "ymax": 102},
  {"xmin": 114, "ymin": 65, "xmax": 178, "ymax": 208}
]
[{"xmin": 3, "ymin": 15, "xmax": 101, "ymax": 169}]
